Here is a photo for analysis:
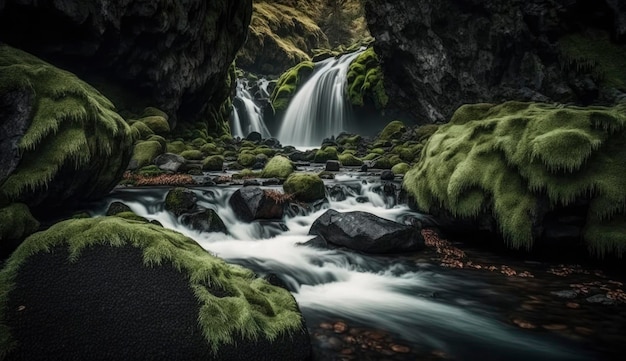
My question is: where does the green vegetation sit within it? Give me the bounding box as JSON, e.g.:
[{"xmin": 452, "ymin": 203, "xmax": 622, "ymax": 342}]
[
  {"xmin": 270, "ymin": 61, "xmax": 314, "ymax": 112},
  {"xmin": 167, "ymin": 140, "xmax": 189, "ymax": 155},
  {"xmin": 559, "ymin": 29, "xmax": 626, "ymax": 90},
  {"xmin": 338, "ymin": 153, "xmax": 363, "ymax": 166},
  {"xmin": 313, "ymin": 146, "xmax": 339, "ymax": 162},
  {"xmin": 164, "ymin": 188, "xmax": 196, "ymax": 217},
  {"xmin": 403, "ymin": 101, "xmax": 626, "ymax": 257},
  {"xmin": 140, "ymin": 116, "xmax": 170, "ymax": 136},
  {"xmin": 130, "ymin": 121, "xmax": 155, "ymax": 140},
  {"xmin": 137, "ymin": 165, "xmax": 165, "ymax": 177},
  {"xmin": 283, "ymin": 173, "xmax": 326, "ymax": 202},
  {"xmin": 113, "ymin": 211, "xmax": 149, "ymax": 223},
  {"xmin": 391, "ymin": 163, "xmax": 410, "ymax": 175},
  {"xmin": 180, "ymin": 150, "xmax": 204, "ymax": 161},
  {"xmin": 0, "ymin": 45, "xmax": 132, "ymax": 206},
  {"xmin": 237, "ymin": 153, "xmax": 258, "ymax": 168},
  {"xmin": 0, "ymin": 203, "xmax": 39, "ymax": 245},
  {"xmin": 0, "ymin": 217, "xmax": 304, "ymax": 353},
  {"xmin": 347, "ymin": 47, "xmax": 388, "ymax": 109},
  {"xmin": 261, "ymin": 155, "xmax": 294, "ymax": 179},
  {"xmin": 130, "ymin": 141, "xmax": 164, "ymax": 169},
  {"xmin": 202, "ymin": 156, "xmax": 224, "ymax": 171},
  {"xmin": 379, "ymin": 120, "xmax": 406, "ymax": 141}
]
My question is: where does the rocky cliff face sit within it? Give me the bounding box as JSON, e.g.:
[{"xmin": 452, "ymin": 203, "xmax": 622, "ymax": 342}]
[
  {"xmin": 0, "ymin": 0, "xmax": 252, "ymax": 130},
  {"xmin": 365, "ymin": 0, "xmax": 626, "ymax": 123}
]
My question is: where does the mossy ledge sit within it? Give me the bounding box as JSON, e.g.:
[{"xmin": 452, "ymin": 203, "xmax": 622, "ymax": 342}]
[
  {"xmin": 0, "ymin": 217, "xmax": 306, "ymax": 356},
  {"xmin": 403, "ymin": 101, "xmax": 626, "ymax": 258},
  {"xmin": 0, "ymin": 45, "xmax": 132, "ymax": 210}
]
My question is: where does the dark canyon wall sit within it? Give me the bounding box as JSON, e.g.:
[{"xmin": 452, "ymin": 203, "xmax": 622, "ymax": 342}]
[
  {"xmin": 365, "ymin": 0, "xmax": 626, "ymax": 123},
  {"xmin": 0, "ymin": 0, "xmax": 253, "ymax": 130}
]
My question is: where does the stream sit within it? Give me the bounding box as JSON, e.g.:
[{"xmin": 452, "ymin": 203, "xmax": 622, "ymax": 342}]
[{"xmin": 91, "ymin": 174, "xmax": 625, "ymax": 361}]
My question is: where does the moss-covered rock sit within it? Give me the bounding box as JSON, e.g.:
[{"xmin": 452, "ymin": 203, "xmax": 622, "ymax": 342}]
[
  {"xmin": 202, "ymin": 156, "xmax": 225, "ymax": 171},
  {"xmin": 113, "ymin": 211, "xmax": 150, "ymax": 223},
  {"xmin": 140, "ymin": 116, "xmax": 170, "ymax": 136},
  {"xmin": 0, "ymin": 217, "xmax": 310, "ymax": 359},
  {"xmin": 270, "ymin": 61, "xmax": 314, "ymax": 112},
  {"xmin": 391, "ymin": 162, "xmax": 410, "ymax": 175},
  {"xmin": 313, "ymin": 147, "xmax": 339, "ymax": 163},
  {"xmin": 338, "ymin": 153, "xmax": 363, "ymax": 166},
  {"xmin": 371, "ymin": 157, "xmax": 393, "ymax": 169},
  {"xmin": 347, "ymin": 47, "xmax": 388, "ymax": 109},
  {"xmin": 0, "ymin": 45, "xmax": 133, "ymax": 211},
  {"xmin": 130, "ymin": 121, "xmax": 155, "ymax": 140},
  {"xmin": 260, "ymin": 155, "xmax": 294, "ymax": 179},
  {"xmin": 180, "ymin": 150, "xmax": 204, "ymax": 161},
  {"xmin": 0, "ymin": 203, "xmax": 39, "ymax": 257},
  {"xmin": 129, "ymin": 141, "xmax": 165, "ymax": 170},
  {"xmin": 166, "ymin": 140, "xmax": 189, "ymax": 155},
  {"xmin": 200, "ymin": 143, "xmax": 221, "ymax": 156},
  {"xmin": 283, "ymin": 173, "xmax": 326, "ymax": 202},
  {"xmin": 164, "ymin": 188, "xmax": 197, "ymax": 217},
  {"xmin": 136, "ymin": 165, "xmax": 165, "ymax": 177},
  {"xmin": 379, "ymin": 120, "xmax": 406, "ymax": 141},
  {"xmin": 237, "ymin": 153, "xmax": 258, "ymax": 168},
  {"xmin": 403, "ymin": 101, "xmax": 626, "ymax": 257}
]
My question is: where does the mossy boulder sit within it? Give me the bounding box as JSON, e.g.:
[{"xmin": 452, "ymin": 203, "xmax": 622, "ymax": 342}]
[
  {"xmin": 0, "ymin": 45, "xmax": 132, "ymax": 211},
  {"xmin": 130, "ymin": 121, "xmax": 155, "ymax": 140},
  {"xmin": 180, "ymin": 150, "xmax": 204, "ymax": 161},
  {"xmin": 164, "ymin": 188, "xmax": 198, "ymax": 217},
  {"xmin": 166, "ymin": 140, "xmax": 189, "ymax": 155},
  {"xmin": 391, "ymin": 162, "xmax": 410, "ymax": 175},
  {"xmin": 313, "ymin": 147, "xmax": 339, "ymax": 163},
  {"xmin": 237, "ymin": 153, "xmax": 258, "ymax": 168},
  {"xmin": 270, "ymin": 61, "xmax": 314, "ymax": 113},
  {"xmin": 347, "ymin": 47, "xmax": 388, "ymax": 109},
  {"xmin": 379, "ymin": 120, "xmax": 406, "ymax": 141},
  {"xmin": 228, "ymin": 187, "xmax": 286, "ymax": 221},
  {"xmin": 202, "ymin": 156, "xmax": 225, "ymax": 171},
  {"xmin": 0, "ymin": 203, "xmax": 39, "ymax": 258},
  {"xmin": 403, "ymin": 101, "xmax": 626, "ymax": 257},
  {"xmin": 139, "ymin": 116, "xmax": 170, "ymax": 136},
  {"xmin": 128, "ymin": 141, "xmax": 165, "ymax": 170},
  {"xmin": 113, "ymin": 211, "xmax": 150, "ymax": 223},
  {"xmin": 260, "ymin": 156, "xmax": 294, "ymax": 179},
  {"xmin": 338, "ymin": 153, "xmax": 364, "ymax": 166},
  {"xmin": 0, "ymin": 217, "xmax": 310, "ymax": 359},
  {"xmin": 283, "ymin": 173, "xmax": 326, "ymax": 203}
]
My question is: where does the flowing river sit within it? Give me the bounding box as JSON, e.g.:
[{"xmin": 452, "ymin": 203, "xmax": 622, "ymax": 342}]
[{"xmin": 91, "ymin": 174, "xmax": 624, "ymax": 361}]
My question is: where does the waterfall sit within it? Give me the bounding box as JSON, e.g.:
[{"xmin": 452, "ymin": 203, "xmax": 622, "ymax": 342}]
[
  {"xmin": 278, "ymin": 49, "xmax": 365, "ymax": 147},
  {"xmin": 230, "ymin": 78, "xmax": 272, "ymax": 139}
]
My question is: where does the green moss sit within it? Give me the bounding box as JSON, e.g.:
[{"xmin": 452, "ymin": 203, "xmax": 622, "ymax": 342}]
[
  {"xmin": 403, "ymin": 101, "xmax": 626, "ymax": 256},
  {"xmin": 254, "ymin": 147, "xmax": 277, "ymax": 158},
  {"xmin": 180, "ymin": 150, "xmax": 204, "ymax": 161},
  {"xmin": 130, "ymin": 121, "xmax": 155, "ymax": 140},
  {"xmin": 414, "ymin": 124, "xmax": 440, "ymax": 142},
  {"xmin": 131, "ymin": 141, "xmax": 164, "ymax": 169},
  {"xmin": 370, "ymin": 148, "xmax": 385, "ymax": 155},
  {"xmin": 338, "ymin": 153, "xmax": 363, "ymax": 166},
  {"xmin": 166, "ymin": 140, "xmax": 189, "ymax": 155},
  {"xmin": 200, "ymin": 143, "xmax": 220, "ymax": 155},
  {"xmin": 114, "ymin": 211, "xmax": 149, "ymax": 223},
  {"xmin": 136, "ymin": 165, "xmax": 165, "ymax": 177},
  {"xmin": 0, "ymin": 203, "xmax": 39, "ymax": 245},
  {"xmin": 391, "ymin": 163, "xmax": 410, "ymax": 175},
  {"xmin": 283, "ymin": 173, "xmax": 325, "ymax": 202},
  {"xmin": 379, "ymin": 120, "xmax": 406, "ymax": 141},
  {"xmin": 362, "ymin": 153, "xmax": 379, "ymax": 161},
  {"xmin": 237, "ymin": 153, "xmax": 258, "ymax": 168},
  {"xmin": 0, "ymin": 217, "xmax": 304, "ymax": 354},
  {"xmin": 0, "ymin": 45, "xmax": 132, "ymax": 205},
  {"xmin": 260, "ymin": 155, "xmax": 294, "ymax": 179},
  {"xmin": 347, "ymin": 47, "xmax": 388, "ymax": 108},
  {"xmin": 202, "ymin": 156, "xmax": 225, "ymax": 171},
  {"xmin": 313, "ymin": 147, "xmax": 339, "ymax": 163},
  {"xmin": 270, "ymin": 61, "xmax": 314, "ymax": 112},
  {"xmin": 372, "ymin": 157, "xmax": 393, "ymax": 169},
  {"xmin": 140, "ymin": 116, "xmax": 170, "ymax": 136},
  {"xmin": 232, "ymin": 169, "xmax": 260, "ymax": 180},
  {"xmin": 141, "ymin": 107, "xmax": 169, "ymax": 120},
  {"xmin": 559, "ymin": 30, "xmax": 626, "ymax": 90}
]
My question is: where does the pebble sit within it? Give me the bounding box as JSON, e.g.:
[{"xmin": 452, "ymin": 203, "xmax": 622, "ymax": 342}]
[
  {"xmin": 566, "ymin": 302, "xmax": 580, "ymax": 309},
  {"xmin": 333, "ymin": 321, "xmax": 348, "ymax": 333},
  {"xmin": 550, "ymin": 290, "xmax": 578, "ymax": 299},
  {"xmin": 390, "ymin": 344, "xmax": 410, "ymax": 353},
  {"xmin": 542, "ymin": 324, "xmax": 568, "ymax": 331}
]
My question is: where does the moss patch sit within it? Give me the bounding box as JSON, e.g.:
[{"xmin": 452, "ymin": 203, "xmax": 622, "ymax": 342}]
[
  {"xmin": 270, "ymin": 61, "xmax": 314, "ymax": 112},
  {"xmin": 0, "ymin": 203, "xmax": 39, "ymax": 247},
  {"xmin": 260, "ymin": 155, "xmax": 294, "ymax": 179},
  {"xmin": 379, "ymin": 120, "xmax": 406, "ymax": 141},
  {"xmin": 347, "ymin": 47, "xmax": 388, "ymax": 109},
  {"xmin": 180, "ymin": 150, "xmax": 204, "ymax": 161},
  {"xmin": 391, "ymin": 163, "xmax": 410, "ymax": 175},
  {"xmin": 313, "ymin": 146, "xmax": 339, "ymax": 163},
  {"xmin": 130, "ymin": 141, "xmax": 164, "ymax": 170},
  {"xmin": 0, "ymin": 217, "xmax": 304, "ymax": 354},
  {"xmin": 283, "ymin": 173, "xmax": 325, "ymax": 202},
  {"xmin": 202, "ymin": 156, "xmax": 225, "ymax": 172},
  {"xmin": 338, "ymin": 153, "xmax": 363, "ymax": 166},
  {"xmin": 403, "ymin": 101, "xmax": 626, "ymax": 257}
]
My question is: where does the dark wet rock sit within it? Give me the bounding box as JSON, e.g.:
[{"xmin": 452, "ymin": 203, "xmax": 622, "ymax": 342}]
[
  {"xmin": 550, "ymin": 290, "xmax": 579, "ymax": 299},
  {"xmin": 360, "ymin": 164, "xmax": 368, "ymax": 172},
  {"xmin": 154, "ymin": 153, "xmax": 186, "ymax": 173},
  {"xmin": 287, "ymin": 151, "xmax": 308, "ymax": 162},
  {"xmin": 364, "ymin": 0, "xmax": 626, "ymax": 123},
  {"xmin": 181, "ymin": 208, "xmax": 227, "ymax": 234},
  {"xmin": 263, "ymin": 138, "xmax": 281, "ymax": 148},
  {"xmin": 356, "ymin": 196, "xmax": 369, "ymax": 203},
  {"xmin": 0, "ymin": 0, "xmax": 253, "ymax": 128},
  {"xmin": 309, "ymin": 209, "xmax": 425, "ymax": 254},
  {"xmin": 105, "ymin": 202, "xmax": 132, "ymax": 216},
  {"xmin": 164, "ymin": 188, "xmax": 198, "ymax": 217},
  {"xmin": 245, "ymin": 131, "xmax": 262, "ymax": 142},
  {"xmin": 328, "ymin": 185, "xmax": 349, "ymax": 202},
  {"xmin": 380, "ymin": 170, "xmax": 394, "ymax": 181},
  {"xmin": 243, "ymin": 179, "xmax": 261, "ymax": 187},
  {"xmin": 262, "ymin": 178, "xmax": 281, "ymax": 186},
  {"xmin": 229, "ymin": 187, "xmax": 285, "ymax": 222},
  {"xmin": 586, "ymin": 294, "xmax": 616, "ymax": 305},
  {"xmin": 301, "ymin": 236, "xmax": 329, "ymax": 249},
  {"xmin": 325, "ymin": 160, "xmax": 341, "ymax": 172},
  {"xmin": 0, "ymin": 87, "xmax": 32, "ymax": 184}
]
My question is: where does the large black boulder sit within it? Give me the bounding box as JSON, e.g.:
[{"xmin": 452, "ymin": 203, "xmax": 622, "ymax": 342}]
[
  {"xmin": 228, "ymin": 187, "xmax": 285, "ymax": 222},
  {"xmin": 181, "ymin": 208, "xmax": 228, "ymax": 234},
  {"xmin": 308, "ymin": 209, "xmax": 424, "ymax": 254}
]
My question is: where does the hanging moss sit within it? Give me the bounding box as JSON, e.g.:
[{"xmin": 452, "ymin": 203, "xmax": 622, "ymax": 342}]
[
  {"xmin": 0, "ymin": 45, "xmax": 132, "ymax": 209},
  {"xmin": 403, "ymin": 101, "xmax": 626, "ymax": 257},
  {"xmin": 0, "ymin": 203, "xmax": 39, "ymax": 247},
  {"xmin": 346, "ymin": 47, "xmax": 388, "ymax": 109},
  {"xmin": 270, "ymin": 61, "xmax": 314, "ymax": 112},
  {"xmin": 0, "ymin": 217, "xmax": 305, "ymax": 354}
]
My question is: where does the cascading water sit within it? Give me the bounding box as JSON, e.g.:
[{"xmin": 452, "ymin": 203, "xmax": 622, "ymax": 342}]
[
  {"xmin": 93, "ymin": 175, "xmax": 597, "ymax": 361},
  {"xmin": 230, "ymin": 78, "xmax": 272, "ymax": 139},
  {"xmin": 278, "ymin": 50, "xmax": 365, "ymax": 148}
]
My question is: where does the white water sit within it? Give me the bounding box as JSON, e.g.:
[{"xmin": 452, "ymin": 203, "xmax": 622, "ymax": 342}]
[
  {"xmin": 278, "ymin": 50, "xmax": 365, "ymax": 148},
  {"xmin": 230, "ymin": 79, "xmax": 272, "ymax": 139},
  {"xmin": 97, "ymin": 176, "xmax": 588, "ymax": 361}
]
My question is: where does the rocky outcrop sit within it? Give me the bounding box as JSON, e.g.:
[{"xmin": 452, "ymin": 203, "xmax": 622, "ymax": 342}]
[
  {"xmin": 0, "ymin": 217, "xmax": 311, "ymax": 360},
  {"xmin": 229, "ymin": 187, "xmax": 286, "ymax": 222},
  {"xmin": 309, "ymin": 209, "xmax": 424, "ymax": 253},
  {"xmin": 0, "ymin": 45, "xmax": 133, "ymax": 214},
  {"xmin": 0, "ymin": 0, "xmax": 253, "ymax": 131},
  {"xmin": 365, "ymin": 0, "xmax": 626, "ymax": 123}
]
